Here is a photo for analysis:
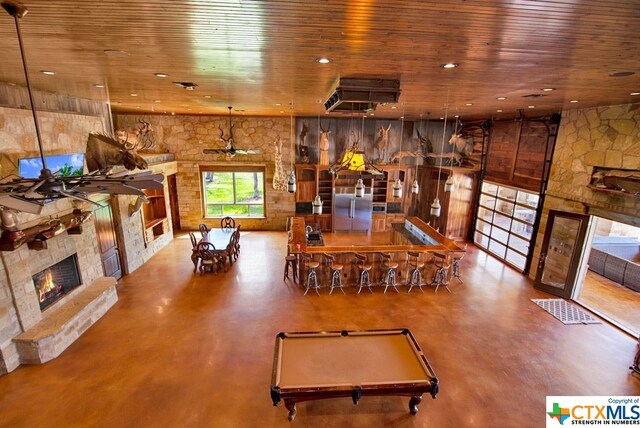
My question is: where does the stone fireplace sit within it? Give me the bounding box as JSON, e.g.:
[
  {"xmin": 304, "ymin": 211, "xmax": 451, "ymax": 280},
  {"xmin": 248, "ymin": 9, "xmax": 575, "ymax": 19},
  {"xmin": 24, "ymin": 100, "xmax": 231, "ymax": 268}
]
[{"xmin": 33, "ymin": 254, "xmax": 82, "ymax": 311}]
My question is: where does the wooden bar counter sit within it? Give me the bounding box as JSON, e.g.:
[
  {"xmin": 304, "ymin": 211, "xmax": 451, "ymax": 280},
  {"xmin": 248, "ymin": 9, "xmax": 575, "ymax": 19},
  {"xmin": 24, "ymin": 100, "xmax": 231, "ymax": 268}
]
[{"xmin": 288, "ymin": 217, "xmax": 463, "ymax": 288}]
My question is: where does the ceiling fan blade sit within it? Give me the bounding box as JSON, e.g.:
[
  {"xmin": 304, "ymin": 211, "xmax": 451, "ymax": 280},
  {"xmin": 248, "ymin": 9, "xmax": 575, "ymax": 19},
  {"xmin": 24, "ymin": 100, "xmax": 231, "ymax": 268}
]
[
  {"xmin": 203, "ymin": 149, "xmax": 230, "ymax": 155},
  {"xmin": 234, "ymin": 149, "xmax": 261, "ymax": 154},
  {"xmin": 75, "ymin": 182, "xmax": 145, "ymax": 196},
  {"xmin": 0, "ymin": 194, "xmax": 44, "ymax": 215},
  {"xmin": 58, "ymin": 190, "xmax": 104, "ymax": 207}
]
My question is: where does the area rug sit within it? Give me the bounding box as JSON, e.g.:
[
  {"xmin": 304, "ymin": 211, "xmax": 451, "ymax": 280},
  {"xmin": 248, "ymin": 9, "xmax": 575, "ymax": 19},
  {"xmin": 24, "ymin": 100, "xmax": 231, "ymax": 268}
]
[{"xmin": 531, "ymin": 299, "xmax": 601, "ymax": 325}]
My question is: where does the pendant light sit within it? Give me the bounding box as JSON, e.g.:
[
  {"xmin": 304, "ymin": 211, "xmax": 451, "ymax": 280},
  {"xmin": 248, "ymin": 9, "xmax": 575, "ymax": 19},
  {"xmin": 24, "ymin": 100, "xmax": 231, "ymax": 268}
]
[
  {"xmin": 431, "ymin": 101, "xmax": 449, "ymax": 217},
  {"xmin": 287, "ymin": 102, "xmax": 296, "ymax": 193},
  {"xmin": 444, "ymin": 115, "xmax": 459, "ymax": 193},
  {"xmin": 312, "ymin": 195, "xmax": 323, "ymax": 214},
  {"xmin": 355, "ymin": 178, "xmax": 365, "ymax": 198},
  {"xmin": 393, "ymin": 109, "xmax": 405, "ymax": 198},
  {"xmin": 411, "ymin": 113, "xmax": 426, "ymax": 195},
  {"xmin": 354, "ymin": 115, "xmax": 366, "ymax": 197}
]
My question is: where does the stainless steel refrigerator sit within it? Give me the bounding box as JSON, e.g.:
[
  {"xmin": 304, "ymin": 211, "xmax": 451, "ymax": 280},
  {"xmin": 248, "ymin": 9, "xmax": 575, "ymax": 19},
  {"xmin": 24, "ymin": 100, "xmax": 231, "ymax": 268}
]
[{"xmin": 333, "ymin": 187, "xmax": 373, "ymax": 232}]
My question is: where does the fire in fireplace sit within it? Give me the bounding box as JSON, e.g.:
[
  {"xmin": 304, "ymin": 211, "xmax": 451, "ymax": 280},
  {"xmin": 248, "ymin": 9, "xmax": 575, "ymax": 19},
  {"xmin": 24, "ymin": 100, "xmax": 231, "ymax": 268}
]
[{"xmin": 32, "ymin": 254, "xmax": 82, "ymax": 311}]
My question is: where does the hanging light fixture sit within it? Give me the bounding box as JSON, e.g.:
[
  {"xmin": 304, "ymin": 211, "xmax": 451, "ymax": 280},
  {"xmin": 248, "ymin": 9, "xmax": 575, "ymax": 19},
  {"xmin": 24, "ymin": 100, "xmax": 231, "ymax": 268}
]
[
  {"xmin": 329, "ymin": 113, "xmax": 383, "ymax": 177},
  {"xmin": 444, "ymin": 115, "xmax": 459, "ymax": 193},
  {"xmin": 392, "ymin": 108, "xmax": 405, "ymax": 198},
  {"xmin": 431, "ymin": 99, "xmax": 449, "ymax": 218},
  {"xmin": 287, "ymin": 102, "xmax": 296, "ymax": 193},
  {"xmin": 411, "ymin": 113, "xmax": 425, "ymax": 195},
  {"xmin": 312, "ymin": 195, "xmax": 323, "ymax": 214},
  {"xmin": 355, "ymin": 178, "xmax": 365, "ymax": 198}
]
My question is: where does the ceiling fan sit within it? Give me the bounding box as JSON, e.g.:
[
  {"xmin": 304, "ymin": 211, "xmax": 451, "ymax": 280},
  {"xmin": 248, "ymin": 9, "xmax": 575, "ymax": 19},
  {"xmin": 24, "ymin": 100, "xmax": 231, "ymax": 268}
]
[
  {"xmin": 0, "ymin": 1, "xmax": 164, "ymax": 216},
  {"xmin": 203, "ymin": 106, "xmax": 261, "ymax": 157}
]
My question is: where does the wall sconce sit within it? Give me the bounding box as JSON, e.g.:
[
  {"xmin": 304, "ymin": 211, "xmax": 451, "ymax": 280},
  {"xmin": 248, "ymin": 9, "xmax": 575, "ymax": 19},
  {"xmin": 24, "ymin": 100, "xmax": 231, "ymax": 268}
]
[{"xmin": 312, "ymin": 195, "xmax": 323, "ymax": 214}]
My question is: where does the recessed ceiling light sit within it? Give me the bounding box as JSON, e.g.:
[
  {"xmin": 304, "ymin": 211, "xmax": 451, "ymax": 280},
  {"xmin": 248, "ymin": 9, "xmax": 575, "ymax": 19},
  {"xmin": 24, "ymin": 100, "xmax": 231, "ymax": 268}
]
[
  {"xmin": 570, "ymin": 100, "xmax": 579, "ymax": 103},
  {"xmin": 369, "ymin": 113, "xmax": 375, "ymax": 116},
  {"xmin": 542, "ymin": 88, "xmax": 555, "ymax": 92},
  {"xmin": 528, "ymin": 105, "xmax": 535, "ymax": 109},
  {"xmin": 497, "ymin": 97, "xmax": 507, "ymax": 100},
  {"xmin": 399, "ymin": 116, "xmax": 404, "ymax": 119},
  {"xmin": 136, "ymin": 106, "xmax": 140, "ymax": 109},
  {"xmin": 630, "ymin": 92, "xmax": 640, "ymax": 96},
  {"xmin": 275, "ymin": 103, "xmax": 282, "ymax": 106},
  {"xmin": 41, "ymin": 70, "xmax": 55, "ymax": 75},
  {"xmin": 454, "ymin": 115, "xmax": 459, "ymax": 118},
  {"xmin": 130, "ymin": 93, "xmax": 138, "ymax": 97},
  {"xmin": 204, "ymin": 95, "xmax": 212, "ymax": 99},
  {"xmin": 441, "ymin": 63, "xmax": 458, "ymax": 69},
  {"xmin": 154, "ymin": 73, "xmax": 169, "ymax": 78},
  {"xmin": 154, "ymin": 100, "xmax": 161, "ymax": 103},
  {"xmin": 496, "ymin": 109, "xmax": 503, "ymax": 113},
  {"xmin": 316, "ymin": 57, "xmax": 332, "ymax": 64},
  {"xmin": 391, "ymin": 106, "xmax": 397, "ymax": 109},
  {"xmin": 465, "ymin": 103, "xmax": 473, "ymax": 106},
  {"xmin": 610, "ymin": 71, "xmax": 635, "ymax": 77},
  {"xmin": 439, "ymin": 117, "xmax": 444, "ymax": 120},
  {"xmin": 94, "ymin": 84, "xmax": 104, "ymax": 88},
  {"xmin": 103, "ymin": 49, "xmax": 129, "ymax": 57},
  {"xmin": 280, "ymin": 110, "xmax": 284, "ymax": 114},
  {"xmin": 171, "ymin": 112, "xmax": 175, "ymax": 115}
]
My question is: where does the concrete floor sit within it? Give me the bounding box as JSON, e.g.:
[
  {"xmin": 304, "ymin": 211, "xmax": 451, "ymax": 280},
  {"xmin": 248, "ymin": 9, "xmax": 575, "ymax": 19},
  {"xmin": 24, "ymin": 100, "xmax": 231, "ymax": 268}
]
[{"xmin": 0, "ymin": 231, "xmax": 638, "ymax": 427}]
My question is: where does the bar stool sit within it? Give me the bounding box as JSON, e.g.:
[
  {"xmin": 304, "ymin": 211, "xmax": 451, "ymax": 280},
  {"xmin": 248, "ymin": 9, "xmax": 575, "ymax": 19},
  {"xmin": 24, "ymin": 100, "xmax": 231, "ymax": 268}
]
[
  {"xmin": 354, "ymin": 253, "xmax": 373, "ymax": 294},
  {"xmin": 301, "ymin": 252, "xmax": 320, "ymax": 296},
  {"xmin": 379, "ymin": 252, "xmax": 399, "ymax": 294},
  {"xmin": 431, "ymin": 252, "xmax": 451, "ymax": 293},
  {"xmin": 406, "ymin": 251, "xmax": 425, "ymax": 293},
  {"xmin": 284, "ymin": 254, "xmax": 298, "ymax": 283},
  {"xmin": 323, "ymin": 253, "xmax": 345, "ymax": 295},
  {"xmin": 451, "ymin": 243, "xmax": 467, "ymax": 284}
]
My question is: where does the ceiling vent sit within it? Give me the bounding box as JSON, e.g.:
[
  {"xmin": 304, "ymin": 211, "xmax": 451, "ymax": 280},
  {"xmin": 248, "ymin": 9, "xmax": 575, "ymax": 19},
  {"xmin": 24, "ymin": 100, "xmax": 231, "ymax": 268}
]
[
  {"xmin": 522, "ymin": 93, "xmax": 546, "ymax": 98},
  {"xmin": 325, "ymin": 78, "xmax": 401, "ymax": 113}
]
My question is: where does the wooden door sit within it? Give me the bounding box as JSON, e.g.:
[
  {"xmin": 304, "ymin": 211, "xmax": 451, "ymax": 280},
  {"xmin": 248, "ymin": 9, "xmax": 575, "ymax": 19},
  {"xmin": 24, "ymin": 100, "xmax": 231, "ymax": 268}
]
[
  {"xmin": 94, "ymin": 202, "xmax": 122, "ymax": 280},
  {"xmin": 534, "ymin": 210, "xmax": 590, "ymax": 298}
]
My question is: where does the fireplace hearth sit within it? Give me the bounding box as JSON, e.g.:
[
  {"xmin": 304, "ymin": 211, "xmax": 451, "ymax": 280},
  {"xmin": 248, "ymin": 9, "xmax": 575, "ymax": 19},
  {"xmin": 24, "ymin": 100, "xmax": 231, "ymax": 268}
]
[{"xmin": 32, "ymin": 254, "xmax": 81, "ymax": 311}]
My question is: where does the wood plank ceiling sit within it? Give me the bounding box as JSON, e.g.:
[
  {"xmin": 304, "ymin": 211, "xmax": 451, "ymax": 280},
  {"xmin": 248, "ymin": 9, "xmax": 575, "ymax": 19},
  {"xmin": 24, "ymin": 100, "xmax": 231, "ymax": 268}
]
[{"xmin": 0, "ymin": 0, "xmax": 639, "ymax": 120}]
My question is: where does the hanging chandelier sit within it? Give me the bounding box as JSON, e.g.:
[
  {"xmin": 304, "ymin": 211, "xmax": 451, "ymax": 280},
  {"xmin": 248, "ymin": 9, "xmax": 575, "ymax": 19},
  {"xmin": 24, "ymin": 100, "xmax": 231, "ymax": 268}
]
[{"xmin": 328, "ymin": 114, "xmax": 383, "ymax": 177}]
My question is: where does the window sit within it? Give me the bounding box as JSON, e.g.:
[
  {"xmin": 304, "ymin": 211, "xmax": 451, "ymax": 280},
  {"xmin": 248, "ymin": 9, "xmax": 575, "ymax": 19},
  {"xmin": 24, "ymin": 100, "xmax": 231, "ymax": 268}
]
[
  {"xmin": 473, "ymin": 180, "xmax": 539, "ymax": 272},
  {"xmin": 201, "ymin": 166, "xmax": 265, "ymax": 218}
]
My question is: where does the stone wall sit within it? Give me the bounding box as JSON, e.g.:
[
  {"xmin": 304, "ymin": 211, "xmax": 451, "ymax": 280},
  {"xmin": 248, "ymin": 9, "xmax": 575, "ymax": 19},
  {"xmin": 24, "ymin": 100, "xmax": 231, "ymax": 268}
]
[
  {"xmin": 115, "ymin": 114, "xmax": 296, "ymax": 230},
  {"xmin": 529, "ymin": 103, "xmax": 640, "ymax": 280}
]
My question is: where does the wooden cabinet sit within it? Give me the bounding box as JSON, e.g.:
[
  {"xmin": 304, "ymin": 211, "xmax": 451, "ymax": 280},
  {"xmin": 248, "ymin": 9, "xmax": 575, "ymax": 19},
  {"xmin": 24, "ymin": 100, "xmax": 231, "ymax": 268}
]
[
  {"xmin": 371, "ymin": 214, "xmax": 386, "ymax": 232},
  {"xmin": 300, "ymin": 214, "xmax": 332, "ymax": 232},
  {"xmin": 295, "ymin": 165, "xmax": 317, "ymax": 202},
  {"xmin": 413, "ymin": 166, "xmax": 479, "ymax": 240},
  {"xmin": 317, "ymin": 168, "xmax": 333, "ymax": 214},
  {"xmin": 385, "ymin": 213, "xmax": 405, "ymax": 230}
]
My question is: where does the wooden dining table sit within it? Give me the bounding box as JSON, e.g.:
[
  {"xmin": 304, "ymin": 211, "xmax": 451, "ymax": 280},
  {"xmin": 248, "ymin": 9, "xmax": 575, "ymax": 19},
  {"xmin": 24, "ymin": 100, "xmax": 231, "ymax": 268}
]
[{"xmin": 192, "ymin": 228, "xmax": 237, "ymax": 272}]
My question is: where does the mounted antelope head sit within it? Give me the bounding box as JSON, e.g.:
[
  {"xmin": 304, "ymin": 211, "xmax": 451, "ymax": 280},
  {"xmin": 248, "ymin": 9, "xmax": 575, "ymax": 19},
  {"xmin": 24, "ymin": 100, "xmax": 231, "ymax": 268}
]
[
  {"xmin": 319, "ymin": 121, "xmax": 331, "ymax": 151},
  {"xmin": 375, "ymin": 123, "xmax": 392, "ymax": 161}
]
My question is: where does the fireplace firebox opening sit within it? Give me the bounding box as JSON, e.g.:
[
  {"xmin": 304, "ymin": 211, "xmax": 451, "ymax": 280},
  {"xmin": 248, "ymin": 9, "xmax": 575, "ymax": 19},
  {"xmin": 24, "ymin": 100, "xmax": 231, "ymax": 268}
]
[{"xmin": 32, "ymin": 254, "xmax": 82, "ymax": 311}]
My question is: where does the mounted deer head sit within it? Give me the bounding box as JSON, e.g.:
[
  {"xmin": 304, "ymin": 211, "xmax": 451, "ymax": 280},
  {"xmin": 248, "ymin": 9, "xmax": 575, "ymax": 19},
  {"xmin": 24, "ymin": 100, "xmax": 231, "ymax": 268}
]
[
  {"xmin": 375, "ymin": 123, "xmax": 392, "ymax": 161},
  {"xmin": 319, "ymin": 121, "xmax": 331, "ymax": 151}
]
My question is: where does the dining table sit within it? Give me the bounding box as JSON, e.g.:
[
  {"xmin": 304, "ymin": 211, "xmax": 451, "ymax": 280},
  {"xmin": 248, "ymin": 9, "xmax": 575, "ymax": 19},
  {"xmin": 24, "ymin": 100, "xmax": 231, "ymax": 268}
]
[{"xmin": 192, "ymin": 228, "xmax": 237, "ymax": 272}]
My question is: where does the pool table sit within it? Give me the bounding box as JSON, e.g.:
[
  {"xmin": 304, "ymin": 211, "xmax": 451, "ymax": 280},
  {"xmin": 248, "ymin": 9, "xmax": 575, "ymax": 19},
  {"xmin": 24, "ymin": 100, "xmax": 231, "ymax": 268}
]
[{"xmin": 270, "ymin": 329, "xmax": 439, "ymax": 421}]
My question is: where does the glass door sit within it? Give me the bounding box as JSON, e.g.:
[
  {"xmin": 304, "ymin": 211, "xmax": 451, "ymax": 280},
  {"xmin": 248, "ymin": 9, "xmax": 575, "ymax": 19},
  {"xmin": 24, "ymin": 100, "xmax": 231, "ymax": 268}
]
[{"xmin": 534, "ymin": 210, "xmax": 590, "ymax": 298}]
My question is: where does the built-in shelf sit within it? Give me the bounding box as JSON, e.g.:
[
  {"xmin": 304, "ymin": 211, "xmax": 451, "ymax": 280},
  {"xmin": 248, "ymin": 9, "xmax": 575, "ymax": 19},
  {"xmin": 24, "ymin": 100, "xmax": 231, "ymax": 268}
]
[{"xmin": 142, "ymin": 189, "xmax": 168, "ymax": 246}]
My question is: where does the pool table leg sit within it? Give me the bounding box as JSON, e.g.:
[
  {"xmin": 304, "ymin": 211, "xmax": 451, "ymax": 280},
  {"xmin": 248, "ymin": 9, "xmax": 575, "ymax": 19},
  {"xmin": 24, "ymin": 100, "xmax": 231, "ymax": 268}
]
[
  {"xmin": 284, "ymin": 401, "xmax": 297, "ymax": 421},
  {"xmin": 409, "ymin": 395, "xmax": 423, "ymax": 415}
]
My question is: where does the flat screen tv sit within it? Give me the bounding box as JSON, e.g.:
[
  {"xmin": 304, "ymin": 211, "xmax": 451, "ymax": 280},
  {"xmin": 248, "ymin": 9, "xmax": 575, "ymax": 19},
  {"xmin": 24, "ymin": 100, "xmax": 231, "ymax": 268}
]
[{"xmin": 19, "ymin": 153, "xmax": 85, "ymax": 179}]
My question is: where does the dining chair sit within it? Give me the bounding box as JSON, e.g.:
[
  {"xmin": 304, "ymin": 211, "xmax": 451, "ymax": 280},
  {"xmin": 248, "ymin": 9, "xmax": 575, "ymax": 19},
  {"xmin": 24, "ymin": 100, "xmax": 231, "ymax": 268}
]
[
  {"xmin": 199, "ymin": 223, "xmax": 209, "ymax": 238},
  {"xmin": 189, "ymin": 232, "xmax": 200, "ymax": 273},
  {"xmin": 196, "ymin": 242, "xmax": 224, "ymax": 274},
  {"xmin": 221, "ymin": 216, "xmax": 236, "ymax": 230}
]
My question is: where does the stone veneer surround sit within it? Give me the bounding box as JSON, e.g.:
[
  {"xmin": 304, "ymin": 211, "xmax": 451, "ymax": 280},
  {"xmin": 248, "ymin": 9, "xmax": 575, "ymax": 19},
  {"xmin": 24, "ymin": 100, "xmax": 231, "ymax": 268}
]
[
  {"xmin": 115, "ymin": 114, "xmax": 296, "ymax": 230},
  {"xmin": 530, "ymin": 103, "xmax": 640, "ymax": 280}
]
